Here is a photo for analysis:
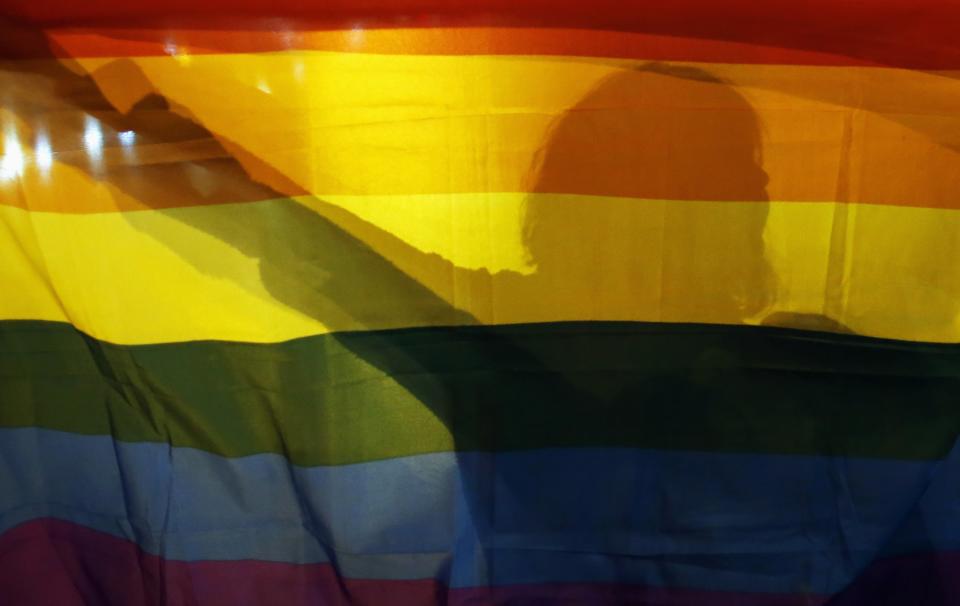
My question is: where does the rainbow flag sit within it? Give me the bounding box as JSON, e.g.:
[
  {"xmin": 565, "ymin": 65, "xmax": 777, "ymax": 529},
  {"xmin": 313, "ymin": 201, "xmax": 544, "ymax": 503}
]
[{"xmin": 2, "ymin": 1, "xmax": 960, "ymax": 604}]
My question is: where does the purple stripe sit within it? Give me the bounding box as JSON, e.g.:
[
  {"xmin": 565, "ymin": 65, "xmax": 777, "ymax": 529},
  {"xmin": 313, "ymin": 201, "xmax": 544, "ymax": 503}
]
[{"xmin": 7, "ymin": 519, "xmax": 960, "ymax": 605}]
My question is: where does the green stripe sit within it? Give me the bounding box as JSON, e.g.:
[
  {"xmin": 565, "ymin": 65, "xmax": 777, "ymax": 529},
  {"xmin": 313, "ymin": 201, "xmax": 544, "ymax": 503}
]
[{"xmin": 2, "ymin": 320, "xmax": 959, "ymax": 465}]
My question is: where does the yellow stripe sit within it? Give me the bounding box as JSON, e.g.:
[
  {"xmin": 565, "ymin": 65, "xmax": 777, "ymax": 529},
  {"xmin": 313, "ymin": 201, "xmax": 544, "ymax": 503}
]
[{"xmin": 3, "ymin": 194, "xmax": 959, "ymax": 344}]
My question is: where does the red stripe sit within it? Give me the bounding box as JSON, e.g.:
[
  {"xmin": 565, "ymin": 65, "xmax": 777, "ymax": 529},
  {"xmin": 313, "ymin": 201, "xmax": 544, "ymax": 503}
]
[
  {"xmin": 8, "ymin": 518, "xmax": 960, "ymax": 605},
  {"xmin": 0, "ymin": 519, "xmax": 440, "ymax": 606},
  {"xmin": 0, "ymin": 518, "xmax": 823, "ymax": 606},
  {"xmin": 4, "ymin": 0, "xmax": 958, "ymax": 29},
  {"xmin": 2, "ymin": 0, "xmax": 960, "ymax": 67},
  {"xmin": 32, "ymin": 27, "xmax": 890, "ymax": 66}
]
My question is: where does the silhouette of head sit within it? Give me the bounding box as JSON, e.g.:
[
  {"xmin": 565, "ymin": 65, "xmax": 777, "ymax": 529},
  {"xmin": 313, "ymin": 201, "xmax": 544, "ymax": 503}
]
[{"xmin": 523, "ymin": 63, "xmax": 773, "ymax": 322}]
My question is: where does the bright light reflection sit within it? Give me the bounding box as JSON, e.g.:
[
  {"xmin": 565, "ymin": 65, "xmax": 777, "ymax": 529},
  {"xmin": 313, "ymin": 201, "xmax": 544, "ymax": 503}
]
[
  {"xmin": 256, "ymin": 79, "xmax": 272, "ymax": 94},
  {"xmin": 83, "ymin": 116, "xmax": 103, "ymax": 153},
  {"xmin": 119, "ymin": 130, "xmax": 137, "ymax": 164},
  {"xmin": 34, "ymin": 132, "xmax": 53, "ymax": 173},
  {"xmin": 348, "ymin": 24, "xmax": 365, "ymax": 48},
  {"xmin": 164, "ymin": 39, "xmax": 191, "ymax": 64},
  {"xmin": 0, "ymin": 129, "xmax": 24, "ymax": 181},
  {"xmin": 293, "ymin": 61, "xmax": 306, "ymax": 82},
  {"xmin": 83, "ymin": 116, "xmax": 104, "ymax": 172},
  {"xmin": 118, "ymin": 130, "xmax": 136, "ymax": 146}
]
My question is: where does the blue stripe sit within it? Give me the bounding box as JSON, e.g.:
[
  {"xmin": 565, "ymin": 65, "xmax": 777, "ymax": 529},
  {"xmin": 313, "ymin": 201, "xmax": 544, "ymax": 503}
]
[{"xmin": 1, "ymin": 428, "xmax": 958, "ymax": 594}]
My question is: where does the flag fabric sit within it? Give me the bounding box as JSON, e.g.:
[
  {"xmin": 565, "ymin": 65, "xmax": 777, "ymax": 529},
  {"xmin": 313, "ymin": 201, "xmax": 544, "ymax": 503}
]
[{"xmin": 2, "ymin": 1, "xmax": 960, "ymax": 604}]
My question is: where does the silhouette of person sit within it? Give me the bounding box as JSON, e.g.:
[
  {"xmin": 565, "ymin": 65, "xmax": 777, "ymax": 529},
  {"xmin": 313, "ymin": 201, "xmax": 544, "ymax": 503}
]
[
  {"xmin": 454, "ymin": 64, "xmax": 778, "ymax": 581},
  {"xmin": 13, "ymin": 33, "xmax": 935, "ymax": 601}
]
